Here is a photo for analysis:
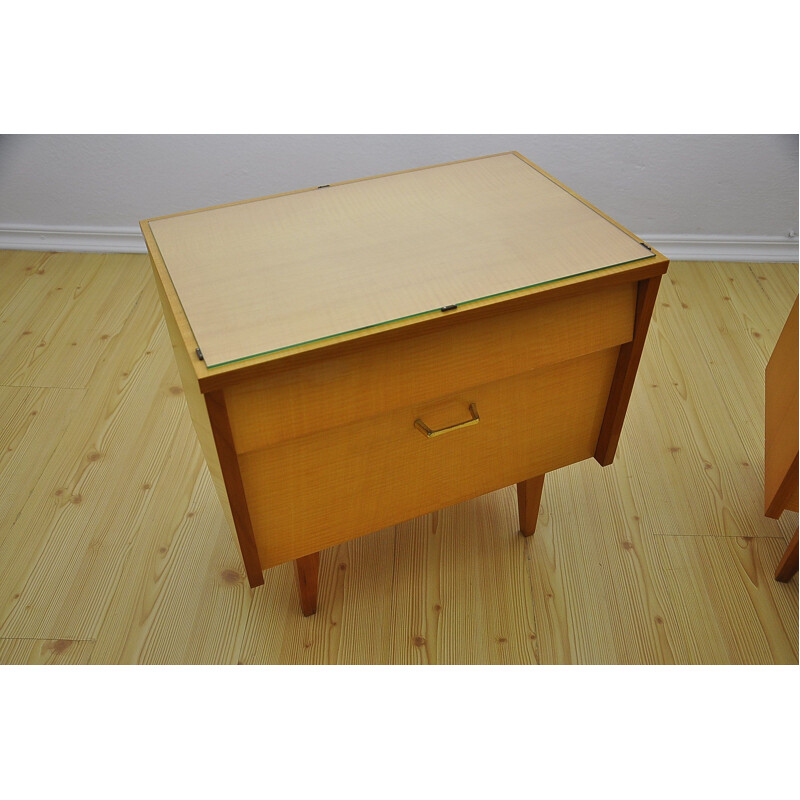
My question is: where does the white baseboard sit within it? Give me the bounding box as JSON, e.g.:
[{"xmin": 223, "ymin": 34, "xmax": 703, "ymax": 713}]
[
  {"xmin": 0, "ymin": 226, "xmax": 797, "ymax": 263},
  {"xmin": 642, "ymin": 233, "xmax": 798, "ymax": 263},
  {"xmin": 0, "ymin": 225, "xmax": 147, "ymax": 254}
]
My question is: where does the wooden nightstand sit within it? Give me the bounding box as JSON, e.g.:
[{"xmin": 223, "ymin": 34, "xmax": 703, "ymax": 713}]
[
  {"xmin": 140, "ymin": 152, "xmax": 669, "ymax": 615},
  {"xmin": 765, "ymin": 297, "xmax": 798, "ymax": 582}
]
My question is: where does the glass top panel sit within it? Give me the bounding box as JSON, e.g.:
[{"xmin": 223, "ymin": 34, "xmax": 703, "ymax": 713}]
[{"xmin": 148, "ymin": 153, "xmax": 653, "ymax": 367}]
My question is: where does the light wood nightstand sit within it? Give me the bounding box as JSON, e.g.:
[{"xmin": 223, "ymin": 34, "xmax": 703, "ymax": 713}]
[
  {"xmin": 140, "ymin": 152, "xmax": 669, "ymax": 615},
  {"xmin": 765, "ymin": 297, "xmax": 798, "ymax": 582}
]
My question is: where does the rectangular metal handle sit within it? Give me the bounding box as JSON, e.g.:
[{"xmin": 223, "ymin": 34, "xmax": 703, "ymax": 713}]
[{"xmin": 414, "ymin": 403, "xmax": 480, "ymax": 438}]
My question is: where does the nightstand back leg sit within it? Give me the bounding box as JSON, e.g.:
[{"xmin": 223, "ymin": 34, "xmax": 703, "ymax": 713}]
[
  {"xmin": 517, "ymin": 475, "xmax": 545, "ymax": 536},
  {"xmin": 295, "ymin": 552, "xmax": 321, "ymax": 615}
]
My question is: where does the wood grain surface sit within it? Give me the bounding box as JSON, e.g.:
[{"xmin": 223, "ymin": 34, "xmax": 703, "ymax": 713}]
[
  {"xmin": 240, "ymin": 346, "xmax": 618, "ymax": 567},
  {"xmin": 145, "ymin": 152, "xmax": 652, "ymax": 366},
  {"xmin": 765, "ymin": 297, "xmax": 798, "ymax": 517},
  {"xmin": 0, "ymin": 638, "xmax": 95, "ymax": 665},
  {"xmin": 223, "ymin": 280, "xmax": 635, "ymax": 451},
  {"xmin": 0, "ymin": 250, "xmax": 796, "ymax": 663}
]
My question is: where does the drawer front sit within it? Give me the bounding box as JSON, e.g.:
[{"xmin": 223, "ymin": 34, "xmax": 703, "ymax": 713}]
[
  {"xmin": 239, "ymin": 345, "xmax": 620, "ymax": 568},
  {"xmin": 224, "ymin": 280, "xmax": 636, "ymax": 454}
]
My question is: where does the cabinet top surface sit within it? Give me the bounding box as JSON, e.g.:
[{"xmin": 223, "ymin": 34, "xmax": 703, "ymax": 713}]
[{"xmin": 144, "ymin": 152, "xmax": 654, "ymax": 368}]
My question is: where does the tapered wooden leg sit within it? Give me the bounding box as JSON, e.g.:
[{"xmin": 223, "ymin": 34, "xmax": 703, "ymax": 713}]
[
  {"xmin": 295, "ymin": 552, "xmax": 320, "ymax": 616},
  {"xmin": 516, "ymin": 475, "xmax": 545, "ymax": 536},
  {"xmin": 775, "ymin": 528, "xmax": 798, "ymax": 582}
]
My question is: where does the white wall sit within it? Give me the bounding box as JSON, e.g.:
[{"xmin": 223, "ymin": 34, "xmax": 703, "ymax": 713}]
[{"xmin": 0, "ymin": 134, "xmax": 797, "ymax": 261}]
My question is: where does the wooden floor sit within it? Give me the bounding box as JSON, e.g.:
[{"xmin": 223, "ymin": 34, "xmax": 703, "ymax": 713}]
[{"xmin": 0, "ymin": 250, "xmax": 796, "ymax": 664}]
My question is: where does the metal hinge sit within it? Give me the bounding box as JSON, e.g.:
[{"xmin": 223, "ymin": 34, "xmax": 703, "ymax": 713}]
[{"xmin": 196, "ymin": 347, "xmax": 204, "ymax": 361}]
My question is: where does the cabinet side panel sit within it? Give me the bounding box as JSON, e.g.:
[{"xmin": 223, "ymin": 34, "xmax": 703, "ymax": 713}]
[{"xmin": 146, "ymin": 253, "xmax": 237, "ymax": 537}]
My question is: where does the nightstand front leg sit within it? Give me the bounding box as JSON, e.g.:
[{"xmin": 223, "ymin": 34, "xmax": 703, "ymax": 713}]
[
  {"xmin": 517, "ymin": 475, "xmax": 545, "ymax": 536},
  {"xmin": 295, "ymin": 552, "xmax": 320, "ymax": 616}
]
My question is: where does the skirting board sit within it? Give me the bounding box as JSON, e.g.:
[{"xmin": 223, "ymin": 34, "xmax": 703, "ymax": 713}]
[
  {"xmin": 643, "ymin": 234, "xmax": 798, "ymax": 263},
  {"xmin": 0, "ymin": 226, "xmax": 798, "ymax": 263},
  {"xmin": 0, "ymin": 225, "xmax": 147, "ymax": 254}
]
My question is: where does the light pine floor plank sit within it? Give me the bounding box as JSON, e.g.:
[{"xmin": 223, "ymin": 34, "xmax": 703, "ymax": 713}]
[
  {"xmin": 389, "ymin": 494, "xmax": 538, "ymax": 665},
  {"xmin": 0, "ymin": 251, "xmax": 59, "ymax": 313},
  {"xmin": 632, "ymin": 309, "xmax": 777, "ymax": 539},
  {"xmin": 89, "ymin": 458, "xmax": 252, "ymax": 665},
  {"xmin": 299, "ymin": 527, "xmax": 396, "ymax": 664},
  {"xmin": 0, "ymin": 386, "xmax": 84, "ymax": 542},
  {"xmin": 713, "ymin": 262, "xmax": 797, "ymax": 359},
  {"xmin": 0, "ymin": 270, "xmax": 190, "ymax": 640},
  {"xmin": 0, "ymin": 252, "xmax": 146, "ymax": 389},
  {"xmin": 755, "ymin": 262, "xmax": 800, "ymax": 305},
  {"xmin": 662, "ymin": 264, "xmax": 794, "ymax": 475},
  {"xmin": 240, "ymin": 526, "xmax": 396, "ymax": 665},
  {"xmin": 0, "ymin": 253, "xmax": 796, "ymax": 664},
  {"xmin": 630, "ymin": 266, "xmax": 796, "ymax": 540},
  {"xmin": 655, "ymin": 534, "xmax": 798, "ymax": 664},
  {"xmin": 0, "ymin": 637, "xmax": 95, "ymax": 665},
  {"xmin": 527, "ymin": 456, "xmax": 678, "ymax": 665},
  {"xmin": 0, "ymin": 345, "xmax": 193, "ymax": 640}
]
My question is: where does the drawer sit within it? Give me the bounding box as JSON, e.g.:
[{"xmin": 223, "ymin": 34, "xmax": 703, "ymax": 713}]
[
  {"xmin": 223, "ymin": 280, "xmax": 636, "ymax": 454},
  {"xmin": 239, "ymin": 344, "xmax": 621, "ymax": 568}
]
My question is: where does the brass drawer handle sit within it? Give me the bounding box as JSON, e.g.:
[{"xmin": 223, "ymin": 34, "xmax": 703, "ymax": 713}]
[{"xmin": 414, "ymin": 403, "xmax": 480, "ymax": 438}]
